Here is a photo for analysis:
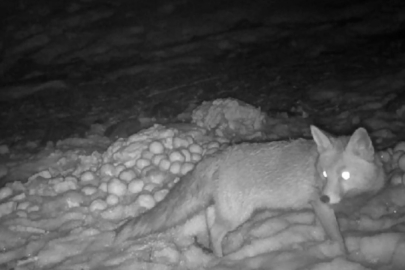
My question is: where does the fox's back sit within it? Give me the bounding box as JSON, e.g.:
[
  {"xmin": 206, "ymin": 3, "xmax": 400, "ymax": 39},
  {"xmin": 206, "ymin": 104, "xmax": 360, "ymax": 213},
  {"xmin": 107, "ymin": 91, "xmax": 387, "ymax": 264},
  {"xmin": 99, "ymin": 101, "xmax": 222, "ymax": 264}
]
[{"xmin": 213, "ymin": 139, "xmax": 321, "ymax": 219}]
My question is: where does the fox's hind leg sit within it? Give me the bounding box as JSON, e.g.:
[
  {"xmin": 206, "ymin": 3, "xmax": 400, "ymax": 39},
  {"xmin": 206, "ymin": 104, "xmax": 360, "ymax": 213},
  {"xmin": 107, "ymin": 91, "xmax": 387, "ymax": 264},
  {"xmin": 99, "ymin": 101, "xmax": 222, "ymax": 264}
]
[
  {"xmin": 205, "ymin": 206, "xmax": 231, "ymax": 257},
  {"xmin": 210, "ymin": 222, "xmax": 229, "ymax": 257},
  {"xmin": 207, "ymin": 205, "xmax": 250, "ymax": 257},
  {"xmin": 210, "ymin": 218, "xmax": 233, "ymax": 257}
]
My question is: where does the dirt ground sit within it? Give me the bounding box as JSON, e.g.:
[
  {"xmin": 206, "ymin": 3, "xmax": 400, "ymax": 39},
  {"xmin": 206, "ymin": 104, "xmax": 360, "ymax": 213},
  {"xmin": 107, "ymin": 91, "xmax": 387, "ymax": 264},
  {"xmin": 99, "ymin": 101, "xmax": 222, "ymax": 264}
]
[{"xmin": 0, "ymin": 0, "xmax": 404, "ymax": 148}]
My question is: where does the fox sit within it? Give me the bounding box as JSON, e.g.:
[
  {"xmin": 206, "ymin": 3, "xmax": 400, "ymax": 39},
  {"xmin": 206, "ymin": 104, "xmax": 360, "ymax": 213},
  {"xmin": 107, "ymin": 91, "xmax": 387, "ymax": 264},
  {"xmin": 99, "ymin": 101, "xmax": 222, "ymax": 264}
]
[{"xmin": 114, "ymin": 125, "xmax": 386, "ymax": 257}]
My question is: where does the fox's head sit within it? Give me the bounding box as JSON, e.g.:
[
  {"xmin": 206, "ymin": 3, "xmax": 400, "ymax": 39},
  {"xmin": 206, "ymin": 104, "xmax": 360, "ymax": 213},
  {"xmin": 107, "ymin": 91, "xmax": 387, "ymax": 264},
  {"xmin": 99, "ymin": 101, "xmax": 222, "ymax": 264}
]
[{"xmin": 310, "ymin": 126, "xmax": 386, "ymax": 205}]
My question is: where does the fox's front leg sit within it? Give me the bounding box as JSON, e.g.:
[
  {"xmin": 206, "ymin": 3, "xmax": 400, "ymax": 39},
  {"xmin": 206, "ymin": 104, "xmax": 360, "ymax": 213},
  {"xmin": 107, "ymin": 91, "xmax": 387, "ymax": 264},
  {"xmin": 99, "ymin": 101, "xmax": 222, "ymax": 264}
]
[{"xmin": 311, "ymin": 199, "xmax": 347, "ymax": 255}]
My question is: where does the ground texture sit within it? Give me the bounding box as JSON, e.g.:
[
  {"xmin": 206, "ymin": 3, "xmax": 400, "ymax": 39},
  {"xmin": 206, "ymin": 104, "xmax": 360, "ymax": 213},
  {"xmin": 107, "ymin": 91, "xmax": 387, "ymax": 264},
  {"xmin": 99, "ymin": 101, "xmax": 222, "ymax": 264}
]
[{"xmin": 1, "ymin": 0, "xmax": 404, "ymax": 149}]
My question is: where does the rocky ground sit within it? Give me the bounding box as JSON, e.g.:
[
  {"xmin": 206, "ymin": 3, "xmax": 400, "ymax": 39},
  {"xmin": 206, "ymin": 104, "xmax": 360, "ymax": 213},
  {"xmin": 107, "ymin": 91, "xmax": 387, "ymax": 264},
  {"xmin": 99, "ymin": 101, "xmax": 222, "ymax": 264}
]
[{"xmin": 1, "ymin": 0, "xmax": 404, "ymax": 150}]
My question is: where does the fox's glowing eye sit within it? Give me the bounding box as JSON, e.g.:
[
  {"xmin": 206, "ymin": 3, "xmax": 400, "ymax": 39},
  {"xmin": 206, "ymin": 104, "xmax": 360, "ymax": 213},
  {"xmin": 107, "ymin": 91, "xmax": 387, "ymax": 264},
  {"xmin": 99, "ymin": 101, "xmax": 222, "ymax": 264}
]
[
  {"xmin": 341, "ymin": 171, "xmax": 350, "ymax": 180},
  {"xmin": 322, "ymin": 171, "xmax": 327, "ymax": 178}
]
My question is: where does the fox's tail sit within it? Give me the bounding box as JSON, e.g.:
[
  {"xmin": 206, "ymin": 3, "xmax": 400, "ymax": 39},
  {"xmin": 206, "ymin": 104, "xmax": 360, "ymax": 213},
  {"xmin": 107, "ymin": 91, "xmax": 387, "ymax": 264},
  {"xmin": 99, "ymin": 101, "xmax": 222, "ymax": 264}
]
[{"xmin": 114, "ymin": 158, "xmax": 217, "ymax": 244}]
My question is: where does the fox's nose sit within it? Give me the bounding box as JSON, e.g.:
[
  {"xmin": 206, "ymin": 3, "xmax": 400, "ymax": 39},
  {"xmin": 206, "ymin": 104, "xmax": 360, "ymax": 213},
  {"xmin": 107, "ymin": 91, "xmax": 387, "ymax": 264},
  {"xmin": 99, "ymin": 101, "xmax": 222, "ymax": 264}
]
[{"xmin": 320, "ymin": 195, "xmax": 330, "ymax": 203}]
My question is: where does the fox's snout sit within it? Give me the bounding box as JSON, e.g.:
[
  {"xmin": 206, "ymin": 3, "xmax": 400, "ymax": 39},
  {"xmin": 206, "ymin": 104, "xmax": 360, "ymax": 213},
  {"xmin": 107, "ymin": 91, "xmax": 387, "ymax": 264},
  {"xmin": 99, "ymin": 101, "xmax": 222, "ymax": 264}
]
[
  {"xmin": 320, "ymin": 178, "xmax": 342, "ymax": 205},
  {"xmin": 320, "ymin": 193, "xmax": 341, "ymax": 204}
]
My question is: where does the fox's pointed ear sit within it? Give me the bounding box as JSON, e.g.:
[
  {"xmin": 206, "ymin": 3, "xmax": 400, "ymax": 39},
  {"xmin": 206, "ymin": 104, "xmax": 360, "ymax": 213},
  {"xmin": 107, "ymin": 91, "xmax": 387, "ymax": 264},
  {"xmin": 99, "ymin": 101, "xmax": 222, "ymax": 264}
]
[
  {"xmin": 346, "ymin": 128, "xmax": 375, "ymax": 161},
  {"xmin": 311, "ymin": 125, "xmax": 332, "ymax": 153}
]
